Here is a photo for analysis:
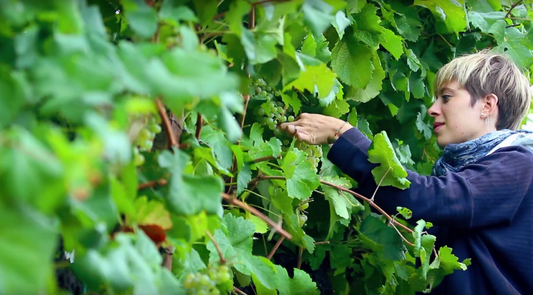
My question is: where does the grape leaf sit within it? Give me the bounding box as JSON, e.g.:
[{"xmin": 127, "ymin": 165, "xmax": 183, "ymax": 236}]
[
  {"xmin": 281, "ymin": 92, "xmax": 302, "ymax": 115},
  {"xmin": 237, "ymin": 164, "xmax": 252, "ymax": 196},
  {"xmin": 302, "ymin": 0, "xmax": 335, "ymax": 38},
  {"xmin": 159, "ymin": 1, "xmax": 198, "ymax": 24},
  {"xmin": 359, "ymin": 215, "xmax": 405, "ymax": 261},
  {"xmin": 321, "ymin": 176, "xmax": 363, "ymax": 219},
  {"xmin": 276, "ymin": 265, "xmax": 320, "ymax": 295},
  {"xmin": 283, "ymin": 213, "xmax": 316, "ymax": 253},
  {"xmin": 301, "ymin": 33, "xmax": 317, "ymax": 57},
  {"xmin": 207, "ymin": 214, "xmax": 255, "ymax": 262},
  {"xmin": 331, "ymin": 34, "xmax": 374, "ymax": 88},
  {"xmin": 323, "ymin": 97, "xmax": 350, "ymax": 118},
  {"xmin": 132, "ymin": 196, "xmax": 173, "ymax": 230},
  {"xmin": 494, "ymin": 27, "xmax": 533, "ymax": 69},
  {"xmin": 380, "ymin": 28, "xmax": 404, "ymax": 60},
  {"xmin": 206, "ymin": 214, "xmax": 279, "ymax": 290},
  {"xmin": 193, "ymin": 0, "xmax": 218, "ymax": 25},
  {"xmin": 315, "ymin": 35, "xmax": 332, "ymax": 63},
  {"xmin": 352, "ymin": 3, "xmax": 383, "ymax": 47},
  {"xmin": 226, "ymin": 0, "xmax": 252, "ymax": 35},
  {"xmin": 271, "ymin": 187, "xmax": 294, "ymax": 214},
  {"xmin": 201, "ymin": 126, "xmax": 234, "ymax": 170},
  {"xmin": 241, "ymin": 29, "xmax": 278, "ymax": 65},
  {"xmin": 416, "ymin": 111, "xmax": 433, "ymax": 140},
  {"xmin": 467, "ymin": 11, "xmax": 506, "ymax": 43},
  {"xmin": 158, "ymin": 149, "xmax": 224, "ymax": 216},
  {"xmin": 72, "ymin": 230, "xmax": 176, "ymax": 294},
  {"xmin": 367, "ymin": 131, "xmax": 411, "ymax": 189},
  {"xmin": 282, "ymin": 149, "xmax": 320, "ymax": 199},
  {"xmin": 122, "ymin": 0, "xmax": 158, "ymax": 38},
  {"xmin": 346, "ymin": 52, "xmax": 385, "ymax": 103},
  {"xmin": 414, "ymin": 0, "xmax": 467, "ymax": 33},
  {"xmin": 0, "ymin": 204, "xmax": 57, "ymax": 295},
  {"xmin": 332, "ymin": 10, "xmax": 352, "ymax": 39},
  {"xmin": 284, "ymin": 62, "xmax": 337, "ymax": 99}
]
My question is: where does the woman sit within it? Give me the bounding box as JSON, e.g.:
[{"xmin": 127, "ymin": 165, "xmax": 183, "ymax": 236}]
[{"xmin": 280, "ymin": 52, "xmax": 533, "ymax": 295}]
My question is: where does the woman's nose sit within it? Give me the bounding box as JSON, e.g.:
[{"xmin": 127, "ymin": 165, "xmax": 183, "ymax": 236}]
[{"xmin": 428, "ymin": 101, "xmax": 440, "ymax": 117}]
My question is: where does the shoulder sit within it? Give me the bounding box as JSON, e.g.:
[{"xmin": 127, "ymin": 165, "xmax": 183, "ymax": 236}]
[
  {"xmin": 485, "ymin": 145, "xmax": 533, "ymax": 162},
  {"xmin": 465, "ymin": 145, "xmax": 533, "ymax": 180}
]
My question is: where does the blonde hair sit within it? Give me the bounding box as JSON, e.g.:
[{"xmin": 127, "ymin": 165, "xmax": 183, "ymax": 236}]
[{"xmin": 434, "ymin": 50, "xmax": 531, "ymax": 130}]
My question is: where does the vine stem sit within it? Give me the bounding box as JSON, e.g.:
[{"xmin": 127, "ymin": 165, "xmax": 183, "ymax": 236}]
[
  {"xmin": 195, "ymin": 113, "xmax": 203, "ymax": 140},
  {"xmin": 138, "ymin": 178, "xmax": 168, "ymax": 190},
  {"xmin": 252, "ymin": 155, "xmax": 279, "ymax": 163},
  {"xmin": 371, "ymin": 167, "xmax": 390, "ymax": 201},
  {"xmin": 505, "ymin": 0, "xmax": 524, "ymax": 19},
  {"xmin": 259, "ymin": 176, "xmax": 413, "ymax": 234},
  {"xmin": 206, "ymin": 230, "xmax": 225, "ymax": 264},
  {"xmin": 297, "ymin": 247, "xmax": 303, "ymax": 269},
  {"xmin": 267, "ymin": 236, "xmax": 285, "ymax": 260},
  {"xmin": 156, "ymin": 98, "xmax": 178, "ymax": 148},
  {"xmin": 222, "ymin": 193, "xmax": 293, "ymax": 240},
  {"xmin": 390, "ymin": 222, "xmax": 415, "ymax": 246},
  {"xmin": 233, "ymin": 287, "xmax": 248, "ymax": 295}
]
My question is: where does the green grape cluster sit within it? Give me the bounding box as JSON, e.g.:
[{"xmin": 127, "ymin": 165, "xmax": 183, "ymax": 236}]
[
  {"xmin": 251, "ymin": 79, "xmax": 295, "ymax": 138},
  {"xmin": 133, "ymin": 115, "xmax": 162, "ymax": 166},
  {"xmin": 183, "ymin": 265, "xmax": 232, "ymax": 295},
  {"xmin": 295, "ymin": 141, "xmax": 323, "ymax": 169}
]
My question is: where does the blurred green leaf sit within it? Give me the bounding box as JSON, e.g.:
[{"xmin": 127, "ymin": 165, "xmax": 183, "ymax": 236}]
[
  {"xmin": 158, "ymin": 148, "xmax": 224, "ymax": 216},
  {"xmin": 0, "ymin": 204, "xmax": 57, "ymax": 295}
]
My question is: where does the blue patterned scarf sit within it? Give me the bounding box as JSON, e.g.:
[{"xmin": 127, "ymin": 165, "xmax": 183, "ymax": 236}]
[{"xmin": 432, "ymin": 129, "xmax": 533, "ymax": 176}]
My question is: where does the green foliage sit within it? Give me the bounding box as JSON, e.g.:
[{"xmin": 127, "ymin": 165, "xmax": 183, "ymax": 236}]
[{"xmin": 0, "ymin": 0, "xmax": 532, "ymax": 294}]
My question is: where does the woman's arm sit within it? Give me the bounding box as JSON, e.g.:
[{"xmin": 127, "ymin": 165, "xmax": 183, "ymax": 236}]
[{"xmin": 328, "ymin": 128, "xmax": 533, "ymax": 229}]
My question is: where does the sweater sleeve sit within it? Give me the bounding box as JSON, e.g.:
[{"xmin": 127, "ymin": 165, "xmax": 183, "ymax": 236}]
[{"xmin": 327, "ymin": 128, "xmax": 533, "ymax": 229}]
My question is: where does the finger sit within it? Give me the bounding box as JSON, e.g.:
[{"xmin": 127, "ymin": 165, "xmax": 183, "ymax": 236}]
[
  {"xmin": 279, "ymin": 122, "xmax": 303, "ymax": 133},
  {"xmin": 295, "ymin": 130, "xmax": 313, "ymax": 144}
]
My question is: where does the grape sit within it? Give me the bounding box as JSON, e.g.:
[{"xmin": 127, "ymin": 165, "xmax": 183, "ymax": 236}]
[
  {"xmin": 141, "ymin": 139, "xmax": 153, "ymax": 151},
  {"xmin": 154, "ymin": 114, "xmax": 162, "ymax": 124},
  {"xmin": 258, "ymin": 108, "xmax": 265, "ymax": 116},
  {"xmin": 149, "ymin": 123, "xmax": 162, "ymax": 134},
  {"xmin": 138, "ymin": 128, "xmax": 151, "ymax": 141},
  {"xmin": 260, "ymin": 90, "xmax": 268, "ymax": 97},
  {"xmin": 281, "ymin": 115, "xmax": 287, "ymax": 122},
  {"xmin": 134, "ymin": 151, "xmax": 144, "ymax": 166},
  {"xmin": 255, "ymin": 87, "xmax": 262, "ymax": 94},
  {"xmin": 184, "ymin": 264, "xmax": 232, "ymax": 295},
  {"xmin": 298, "ymin": 214, "xmax": 308, "ymax": 227},
  {"xmin": 283, "ymin": 139, "xmax": 290, "ymax": 146},
  {"xmin": 288, "ymin": 115, "xmax": 295, "ymax": 122},
  {"xmin": 295, "ymin": 141, "xmax": 323, "ymax": 169},
  {"xmin": 300, "ymin": 202, "xmax": 309, "ymax": 210},
  {"xmin": 199, "ymin": 275, "xmax": 211, "ymax": 286}
]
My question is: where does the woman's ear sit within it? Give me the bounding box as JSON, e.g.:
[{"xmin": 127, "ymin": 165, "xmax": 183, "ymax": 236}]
[{"xmin": 482, "ymin": 93, "xmax": 499, "ymax": 116}]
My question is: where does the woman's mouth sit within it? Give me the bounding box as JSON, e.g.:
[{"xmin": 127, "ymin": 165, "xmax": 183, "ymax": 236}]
[{"xmin": 434, "ymin": 122, "xmax": 444, "ymax": 132}]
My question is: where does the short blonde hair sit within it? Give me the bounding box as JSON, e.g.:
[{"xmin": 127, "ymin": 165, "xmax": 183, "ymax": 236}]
[{"xmin": 434, "ymin": 51, "xmax": 531, "ymax": 130}]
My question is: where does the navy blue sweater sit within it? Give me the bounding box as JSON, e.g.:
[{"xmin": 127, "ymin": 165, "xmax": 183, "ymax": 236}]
[{"xmin": 328, "ymin": 128, "xmax": 533, "ymax": 295}]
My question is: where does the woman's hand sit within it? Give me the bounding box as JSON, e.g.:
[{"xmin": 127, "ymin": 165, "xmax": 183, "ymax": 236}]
[{"xmin": 278, "ymin": 113, "xmax": 353, "ymax": 145}]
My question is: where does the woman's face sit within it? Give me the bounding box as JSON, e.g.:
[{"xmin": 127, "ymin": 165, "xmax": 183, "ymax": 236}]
[{"xmin": 428, "ymin": 81, "xmax": 487, "ymax": 147}]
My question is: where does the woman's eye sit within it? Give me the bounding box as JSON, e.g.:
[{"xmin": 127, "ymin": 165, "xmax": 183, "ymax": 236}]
[{"xmin": 441, "ymin": 95, "xmax": 451, "ymax": 102}]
